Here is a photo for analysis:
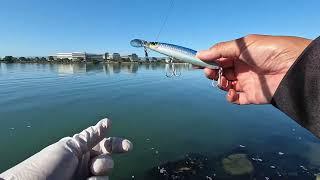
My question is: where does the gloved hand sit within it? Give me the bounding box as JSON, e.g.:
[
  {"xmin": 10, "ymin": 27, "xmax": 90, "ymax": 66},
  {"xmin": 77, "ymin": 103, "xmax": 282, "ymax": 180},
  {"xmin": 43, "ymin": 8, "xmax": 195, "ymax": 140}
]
[{"xmin": 0, "ymin": 118, "xmax": 133, "ymax": 180}]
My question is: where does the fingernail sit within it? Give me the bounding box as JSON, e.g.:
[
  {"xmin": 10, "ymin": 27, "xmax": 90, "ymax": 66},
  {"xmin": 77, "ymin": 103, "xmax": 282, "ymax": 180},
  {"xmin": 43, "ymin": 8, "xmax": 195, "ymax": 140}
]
[{"xmin": 228, "ymin": 90, "xmax": 231, "ymax": 96}]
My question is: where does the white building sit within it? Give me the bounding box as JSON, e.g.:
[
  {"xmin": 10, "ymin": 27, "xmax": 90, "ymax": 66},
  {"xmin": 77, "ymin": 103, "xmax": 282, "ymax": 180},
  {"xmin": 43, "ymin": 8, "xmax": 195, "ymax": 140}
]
[
  {"xmin": 56, "ymin": 52, "xmax": 86, "ymax": 61},
  {"xmin": 54, "ymin": 52, "xmax": 103, "ymax": 62}
]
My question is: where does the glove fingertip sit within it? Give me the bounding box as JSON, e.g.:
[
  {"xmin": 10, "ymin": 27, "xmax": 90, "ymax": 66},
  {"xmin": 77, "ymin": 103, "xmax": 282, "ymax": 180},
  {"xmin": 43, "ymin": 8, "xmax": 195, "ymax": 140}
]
[
  {"xmin": 98, "ymin": 118, "xmax": 112, "ymax": 129},
  {"xmin": 122, "ymin": 139, "xmax": 133, "ymax": 152}
]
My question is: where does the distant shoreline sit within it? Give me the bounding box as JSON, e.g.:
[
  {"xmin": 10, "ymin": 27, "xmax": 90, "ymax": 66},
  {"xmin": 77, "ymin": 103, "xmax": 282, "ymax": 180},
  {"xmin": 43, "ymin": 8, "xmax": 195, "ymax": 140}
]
[
  {"xmin": 0, "ymin": 61, "xmax": 187, "ymax": 65},
  {"xmin": 0, "ymin": 55, "xmax": 187, "ymax": 64}
]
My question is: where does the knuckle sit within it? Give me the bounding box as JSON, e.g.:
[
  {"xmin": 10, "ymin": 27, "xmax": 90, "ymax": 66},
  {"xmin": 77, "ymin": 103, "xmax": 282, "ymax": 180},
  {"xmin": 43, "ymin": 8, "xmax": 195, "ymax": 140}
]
[
  {"xmin": 211, "ymin": 42, "xmax": 227, "ymax": 51},
  {"xmin": 244, "ymin": 34, "xmax": 259, "ymax": 40}
]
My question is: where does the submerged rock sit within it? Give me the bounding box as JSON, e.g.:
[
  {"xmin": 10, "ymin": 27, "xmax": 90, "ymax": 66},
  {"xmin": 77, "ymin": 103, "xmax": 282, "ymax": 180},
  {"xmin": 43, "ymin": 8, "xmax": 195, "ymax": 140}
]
[
  {"xmin": 145, "ymin": 153, "xmax": 213, "ymax": 180},
  {"xmin": 222, "ymin": 153, "xmax": 254, "ymax": 175}
]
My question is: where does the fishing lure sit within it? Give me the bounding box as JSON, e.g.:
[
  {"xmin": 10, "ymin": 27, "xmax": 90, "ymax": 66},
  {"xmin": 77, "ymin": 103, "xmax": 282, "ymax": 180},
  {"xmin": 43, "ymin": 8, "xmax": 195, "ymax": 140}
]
[{"xmin": 130, "ymin": 39, "xmax": 223, "ymax": 87}]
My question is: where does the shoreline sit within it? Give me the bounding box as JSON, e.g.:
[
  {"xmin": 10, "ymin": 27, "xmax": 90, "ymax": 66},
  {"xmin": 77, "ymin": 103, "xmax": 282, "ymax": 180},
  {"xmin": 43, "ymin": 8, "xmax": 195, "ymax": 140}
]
[{"xmin": 0, "ymin": 61, "xmax": 188, "ymax": 65}]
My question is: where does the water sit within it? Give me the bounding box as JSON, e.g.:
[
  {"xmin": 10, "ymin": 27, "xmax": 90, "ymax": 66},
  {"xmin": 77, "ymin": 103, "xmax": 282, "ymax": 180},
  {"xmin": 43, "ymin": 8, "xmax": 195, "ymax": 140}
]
[{"xmin": 0, "ymin": 62, "xmax": 320, "ymax": 179}]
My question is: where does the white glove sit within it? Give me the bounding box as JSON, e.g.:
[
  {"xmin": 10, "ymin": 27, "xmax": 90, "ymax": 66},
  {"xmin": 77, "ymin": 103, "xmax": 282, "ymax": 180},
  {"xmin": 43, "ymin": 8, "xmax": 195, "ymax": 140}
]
[{"xmin": 0, "ymin": 118, "xmax": 133, "ymax": 180}]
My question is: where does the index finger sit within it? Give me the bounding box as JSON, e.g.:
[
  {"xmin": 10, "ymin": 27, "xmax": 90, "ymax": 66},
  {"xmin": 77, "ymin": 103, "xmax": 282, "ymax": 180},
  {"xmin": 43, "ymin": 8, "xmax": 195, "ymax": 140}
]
[{"xmin": 196, "ymin": 39, "xmax": 242, "ymax": 61}]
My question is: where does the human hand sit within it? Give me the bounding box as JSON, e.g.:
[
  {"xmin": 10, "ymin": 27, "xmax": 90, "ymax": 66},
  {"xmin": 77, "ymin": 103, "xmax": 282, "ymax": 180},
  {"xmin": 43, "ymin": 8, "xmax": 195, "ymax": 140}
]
[
  {"xmin": 0, "ymin": 118, "xmax": 133, "ymax": 180},
  {"xmin": 196, "ymin": 34, "xmax": 311, "ymax": 104}
]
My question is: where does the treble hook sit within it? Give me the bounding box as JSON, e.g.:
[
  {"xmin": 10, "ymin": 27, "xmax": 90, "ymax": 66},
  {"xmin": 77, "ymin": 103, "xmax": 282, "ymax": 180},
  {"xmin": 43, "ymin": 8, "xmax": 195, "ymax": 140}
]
[
  {"xmin": 165, "ymin": 63, "xmax": 181, "ymax": 78},
  {"xmin": 212, "ymin": 67, "xmax": 229, "ymax": 88}
]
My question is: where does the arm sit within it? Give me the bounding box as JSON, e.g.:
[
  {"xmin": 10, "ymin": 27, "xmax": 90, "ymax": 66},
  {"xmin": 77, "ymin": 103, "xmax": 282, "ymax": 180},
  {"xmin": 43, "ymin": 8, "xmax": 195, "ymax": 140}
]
[{"xmin": 271, "ymin": 37, "xmax": 320, "ymax": 138}]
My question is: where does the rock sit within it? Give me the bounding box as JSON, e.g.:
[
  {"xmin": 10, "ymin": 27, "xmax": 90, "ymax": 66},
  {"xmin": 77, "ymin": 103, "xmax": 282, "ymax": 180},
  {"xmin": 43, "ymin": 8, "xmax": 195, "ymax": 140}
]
[
  {"xmin": 146, "ymin": 153, "xmax": 210, "ymax": 179},
  {"xmin": 222, "ymin": 153, "xmax": 254, "ymax": 175}
]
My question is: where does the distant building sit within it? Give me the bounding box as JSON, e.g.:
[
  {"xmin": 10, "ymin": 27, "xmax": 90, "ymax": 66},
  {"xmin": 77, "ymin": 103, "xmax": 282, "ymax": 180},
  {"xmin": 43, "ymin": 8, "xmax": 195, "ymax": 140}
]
[
  {"xmin": 103, "ymin": 53, "xmax": 109, "ymax": 61},
  {"xmin": 128, "ymin": 53, "xmax": 139, "ymax": 62},
  {"xmin": 120, "ymin": 55, "xmax": 130, "ymax": 62},
  {"xmin": 85, "ymin": 53, "xmax": 103, "ymax": 62},
  {"xmin": 112, "ymin": 53, "xmax": 121, "ymax": 61},
  {"xmin": 53, "ymin": 52, "xmax": 103, "ymax": 62},
  {"xmin": 105, "ymin": 53, "xmax": 114, "ymax": 60},
  {"xmin": 56, "ymin": 52, "xmax": 86, "ymax": 61},
  {"xmin": 119, "ymin": 53, "xmax": 139, "ymax": 62}
]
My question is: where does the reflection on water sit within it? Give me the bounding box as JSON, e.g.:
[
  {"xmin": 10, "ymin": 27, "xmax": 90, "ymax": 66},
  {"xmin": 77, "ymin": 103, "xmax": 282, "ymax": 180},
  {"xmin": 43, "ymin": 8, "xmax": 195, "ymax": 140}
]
[
  {"xmin": 1, "ymin": 62, "xmax": 193, "ymax": 75},
  {"xmin": 0, "ymin": 63, "xmax": 193, "ymax": 75},
  {"xmin": 51, "ymin": 63, "xmax": 193, "ymax": 75},
  {"xmin": 0, "ymin": 62, "xmax": 194, "ymax": 78},
  {"xmin": 0, "ymin": 62, "xmax": 320, "ymax": 180}
]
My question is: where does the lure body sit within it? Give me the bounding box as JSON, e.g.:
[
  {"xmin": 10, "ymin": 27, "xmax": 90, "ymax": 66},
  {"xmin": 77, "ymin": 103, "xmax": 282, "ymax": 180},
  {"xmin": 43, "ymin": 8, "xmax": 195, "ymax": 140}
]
[{"xmin": 130, "ymin": 39, "xmax": 219, "ymax": 69}]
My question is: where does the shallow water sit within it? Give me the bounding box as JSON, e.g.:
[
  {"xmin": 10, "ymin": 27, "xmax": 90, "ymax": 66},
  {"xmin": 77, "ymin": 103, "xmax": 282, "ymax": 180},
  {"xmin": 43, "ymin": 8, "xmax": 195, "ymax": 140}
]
[{"xmin": 0, "ymin": 62, "xmax": 319, "ymax": 179}]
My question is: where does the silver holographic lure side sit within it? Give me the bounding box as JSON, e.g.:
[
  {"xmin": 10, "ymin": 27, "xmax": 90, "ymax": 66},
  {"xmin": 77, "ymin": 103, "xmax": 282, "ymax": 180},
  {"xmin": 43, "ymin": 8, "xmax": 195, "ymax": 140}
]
[{"xmin": 130, "ymin": 39, "xmax": 220, "ymax": 69}]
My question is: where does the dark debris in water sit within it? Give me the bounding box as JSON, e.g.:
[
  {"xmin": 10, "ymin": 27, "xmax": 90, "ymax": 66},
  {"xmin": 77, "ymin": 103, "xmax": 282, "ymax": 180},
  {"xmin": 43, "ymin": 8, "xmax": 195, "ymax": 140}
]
[
  {"xmin": 146, "ymin": 153, "xmax": 215, "ymax": 180},
  {"xmin": 145, "ymin": 148, "xmax": 320, "ymax": 180}
]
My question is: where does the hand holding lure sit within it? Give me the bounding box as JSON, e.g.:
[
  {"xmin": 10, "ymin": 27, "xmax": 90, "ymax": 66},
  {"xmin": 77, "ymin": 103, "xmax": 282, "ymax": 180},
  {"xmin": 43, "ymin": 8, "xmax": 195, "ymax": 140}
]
[{"xmin": 130, "ymin": 39, "xmax": 224, "ymax": 87}]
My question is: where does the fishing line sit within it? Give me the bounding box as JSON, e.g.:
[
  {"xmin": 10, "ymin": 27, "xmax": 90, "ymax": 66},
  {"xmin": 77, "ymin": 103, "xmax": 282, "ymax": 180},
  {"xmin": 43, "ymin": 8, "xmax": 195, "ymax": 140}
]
[{"xmin": 155, "ymin": 0, "xmax": 174, "ymax": 41}]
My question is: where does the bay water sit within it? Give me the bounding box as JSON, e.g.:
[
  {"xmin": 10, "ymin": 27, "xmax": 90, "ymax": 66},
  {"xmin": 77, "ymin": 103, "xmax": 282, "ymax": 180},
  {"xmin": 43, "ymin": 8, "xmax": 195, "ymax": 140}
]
[{"xmin": 0, "ymin": 63, "xmax": 319, "ymax": 179}]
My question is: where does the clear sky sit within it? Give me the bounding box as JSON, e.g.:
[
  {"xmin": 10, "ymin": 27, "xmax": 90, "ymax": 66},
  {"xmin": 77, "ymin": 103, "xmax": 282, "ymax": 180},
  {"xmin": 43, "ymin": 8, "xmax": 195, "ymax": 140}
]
[{"xmin": 0, "ymin": 0, "xmax": 319, "ymax": 57}]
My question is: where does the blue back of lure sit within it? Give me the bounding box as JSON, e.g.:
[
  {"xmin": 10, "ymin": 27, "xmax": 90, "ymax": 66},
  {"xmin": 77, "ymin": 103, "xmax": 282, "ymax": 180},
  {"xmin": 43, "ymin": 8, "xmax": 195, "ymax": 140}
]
[{"xmin": 130, "ymin": 39, "xmax": 219, "ymax": 69}]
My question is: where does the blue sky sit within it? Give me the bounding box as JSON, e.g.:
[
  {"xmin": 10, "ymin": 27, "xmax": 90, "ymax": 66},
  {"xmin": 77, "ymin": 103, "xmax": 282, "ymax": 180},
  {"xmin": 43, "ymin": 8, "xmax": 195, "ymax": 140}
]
[{"xmin": 0, "ymin": 0, "xmax": 319, "ymax": 57}]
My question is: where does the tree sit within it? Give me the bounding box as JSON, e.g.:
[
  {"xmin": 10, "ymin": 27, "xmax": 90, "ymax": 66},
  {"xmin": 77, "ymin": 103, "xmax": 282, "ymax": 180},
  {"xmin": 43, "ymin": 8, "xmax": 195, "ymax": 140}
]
[
  {"xmin": 48, "ymin": 56, "xmax": 54, "ymax": 61},
  {"xmin": 3, "ymin": 56, "xmax": 15, "ymax": 63},
  {"xmin": 28, "ymin": 57, "xmax": 35, "ymax": 62},
  {"xmin": 40, "ymin": 57, "xmax": 47, "ymax": 61},
  {"xmin": 18, "ymin": 57, "xmax": 27, "ymax": 62}
]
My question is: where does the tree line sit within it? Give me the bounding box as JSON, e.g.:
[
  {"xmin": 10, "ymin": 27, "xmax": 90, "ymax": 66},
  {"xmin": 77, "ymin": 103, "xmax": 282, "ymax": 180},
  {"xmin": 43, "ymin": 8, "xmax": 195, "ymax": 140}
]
[{"xmin": 0, "ymin": 56, "xmax": 48, "ymax": 63}]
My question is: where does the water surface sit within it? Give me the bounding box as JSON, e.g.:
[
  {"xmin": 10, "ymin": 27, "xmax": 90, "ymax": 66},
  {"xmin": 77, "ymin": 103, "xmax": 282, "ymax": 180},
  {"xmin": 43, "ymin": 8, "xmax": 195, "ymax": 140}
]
[{"xmin": 0, "ymin": 63, "xmax": 319, "ymax": 179}]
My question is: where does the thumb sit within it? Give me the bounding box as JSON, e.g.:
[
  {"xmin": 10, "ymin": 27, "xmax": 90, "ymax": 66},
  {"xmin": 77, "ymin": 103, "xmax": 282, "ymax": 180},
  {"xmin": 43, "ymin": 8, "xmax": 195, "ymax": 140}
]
[{"xmin": 196, "ymin": 36, "xmax": 253, "ymax": 63}]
